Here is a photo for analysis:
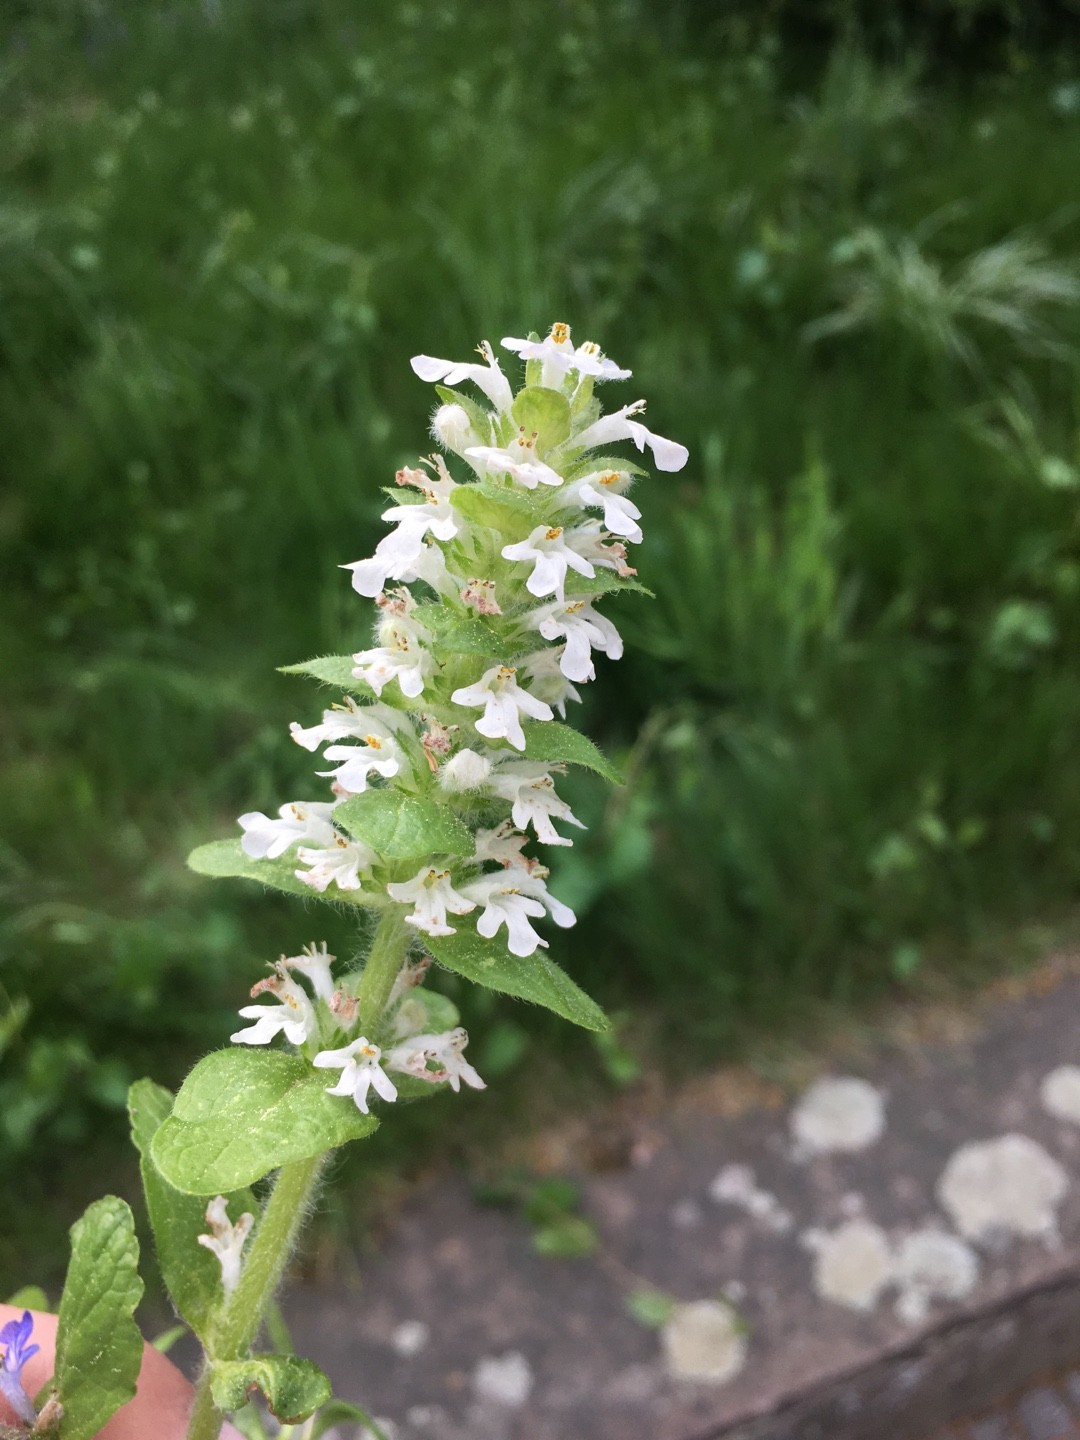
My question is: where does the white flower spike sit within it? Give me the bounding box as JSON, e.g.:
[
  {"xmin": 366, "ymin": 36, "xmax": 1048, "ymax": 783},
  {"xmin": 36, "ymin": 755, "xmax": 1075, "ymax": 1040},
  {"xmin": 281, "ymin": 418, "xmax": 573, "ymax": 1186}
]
[
  {"xmin": 197, "ymin": 1196, "xmax": 255, "ymax": 1300},
  {"xmin": 313, "ymin": 1037, "xmax": 398, "ymax": 1114}
]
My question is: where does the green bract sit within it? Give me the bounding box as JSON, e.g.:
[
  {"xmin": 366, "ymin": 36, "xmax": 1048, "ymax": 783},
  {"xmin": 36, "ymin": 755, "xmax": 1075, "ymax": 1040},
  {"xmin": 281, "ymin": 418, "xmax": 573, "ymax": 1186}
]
[{"xmin": 152, "ymin": 1051, "xmax": 379, "ymax": 1192}]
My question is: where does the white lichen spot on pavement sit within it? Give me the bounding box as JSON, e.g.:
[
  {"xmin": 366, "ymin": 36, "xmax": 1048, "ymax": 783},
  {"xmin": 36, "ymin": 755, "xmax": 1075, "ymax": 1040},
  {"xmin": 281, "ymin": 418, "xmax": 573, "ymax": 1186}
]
[
  {"xmin": 472, "ymin": 1351, "xmax": 534, "ymax": 1408},
  {"xmin": 661, "ymin": 1299, "xmax": 748, "ymax": 1385},
  {"xmin": 937, "ymin": 1133, "xmax": 1068, "ymax": 1243},
  {"xmin": 892, "ymin": 1228, "xmax": 979, "ymax": 1325},
  {"xmin": 790, "ymin": 1077, "xmax": 886, "ymax": 1158},
  {"xmin": 708, "ymin": 1163, "xmax": 794, "ymax": 1232},
  {"xmin": 1040, "ymin": 1065, "xmax": 1080, "ymax": 1125},
  {"xmin": 803, "ymin": 1219, "xmax": 893, "ymax": 1312}
]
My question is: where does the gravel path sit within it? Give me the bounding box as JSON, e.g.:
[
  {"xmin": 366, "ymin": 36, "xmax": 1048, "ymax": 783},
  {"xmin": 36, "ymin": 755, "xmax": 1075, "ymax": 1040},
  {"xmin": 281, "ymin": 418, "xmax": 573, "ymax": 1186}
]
[{"xmin": 937, "ymin": 1370, "xmax": 1080, "ymax": 1439}]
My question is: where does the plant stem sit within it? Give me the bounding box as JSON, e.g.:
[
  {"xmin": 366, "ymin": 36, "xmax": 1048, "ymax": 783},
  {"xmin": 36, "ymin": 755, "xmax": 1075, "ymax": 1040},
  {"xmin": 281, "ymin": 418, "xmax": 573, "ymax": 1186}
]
[
  {"xmin": 186, "ymin": 912, "xmax": 411, "ymax": 1440},
  {"xmin": 186, "ymin": 1153, "xmax": 326, "ymax": 1440},
  {"xmin": 357, "ymin": 905, "xmax": 410, "ymax": 1033}
]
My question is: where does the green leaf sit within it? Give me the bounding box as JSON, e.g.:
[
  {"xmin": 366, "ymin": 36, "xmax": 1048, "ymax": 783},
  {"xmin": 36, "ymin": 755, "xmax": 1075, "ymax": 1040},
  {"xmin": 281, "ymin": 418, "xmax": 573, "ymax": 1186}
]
[
  {"xmin": 5, "ymin": 1285, "xmax": 49, "ymax": 1312},
  {"xmin": 451, "ymin": 479, "xmax": 548, "ymax": 536},
  {"xmin": 187, "ymin": 838, "xmax": 371, "ymax": 905},
  {"xmin": 151, "ymin": 1051, "xmax": 378, "ymax": 1194},
  {"xmin": 150, "ymin": 1324, "xmax": 187, "ymax": 1355},
  {"xmin": 425, "ymin": 930, "xmax": 608, "ymax": 1032},
  {"xmin": 210, "ymin": 1355, "xmax": 331, "ymax": 1424},
  {"xmin": 305, "ymin": 1400, "xmax": 391, "ymax": 1440},
  {"xmin": 53, "ymin": 1197, "xmax": 144, "ymax": 1440},
  {"xmin": 128, "ymin": 1079, "xmax": 255, "ymax": 1340},
  {"xmin": 520, "ymin": 721, "xmax": 623, "ymax": 785},
  {"xmin": 511, "ymin": 385, "xmax": 572, "ymax": 451},
  {"xmin": 561, "ymin": 453, "xmax": 649, "ymax": 481},
  {"xmin": 335, "ymin": 789, "xmax": 472, "ymax": 859},
  {"xmin": 278, "ymin": 655, "xmax": 357, "ymax": 687},
  {"xmin": 391, "ymin": 988, "xmax": 461, "ymax": 1036},
  {"xmin": 564, "ymin": 569, "xmax": 654, "ymax": 599},
  {"xmin": 413, "ymin": 604, "xmax": 504, "ymax": 658}
]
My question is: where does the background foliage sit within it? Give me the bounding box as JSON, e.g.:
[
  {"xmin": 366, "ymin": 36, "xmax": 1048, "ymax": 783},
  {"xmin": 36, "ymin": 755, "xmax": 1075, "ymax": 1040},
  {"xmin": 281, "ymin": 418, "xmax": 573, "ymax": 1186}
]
[{"xmin": 3, "ymin": 0, "xmax": 1080, "ymax": 1281}]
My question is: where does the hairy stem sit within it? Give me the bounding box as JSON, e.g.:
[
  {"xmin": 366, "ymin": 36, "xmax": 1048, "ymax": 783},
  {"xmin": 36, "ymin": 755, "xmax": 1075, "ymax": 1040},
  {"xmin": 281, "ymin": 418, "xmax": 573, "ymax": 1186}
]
[
  {"xmin": 357, "ymin": 905, "xmax": 411, "ymax": 1033},
  {"xmin": 186, "ymin": 1153, "xmax": 326, "ymax": 1440}
]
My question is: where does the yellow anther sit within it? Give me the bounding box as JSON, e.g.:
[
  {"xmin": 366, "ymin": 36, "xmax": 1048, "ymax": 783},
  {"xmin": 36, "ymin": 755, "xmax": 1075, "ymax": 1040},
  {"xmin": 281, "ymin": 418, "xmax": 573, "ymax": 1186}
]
[
  {"xmin": 545, "ymin": 526, "xmax": 563, "ymax": 540},
  {"xmin": 550, "ymin": 322, "xmax": 571, "ymax": 344}
]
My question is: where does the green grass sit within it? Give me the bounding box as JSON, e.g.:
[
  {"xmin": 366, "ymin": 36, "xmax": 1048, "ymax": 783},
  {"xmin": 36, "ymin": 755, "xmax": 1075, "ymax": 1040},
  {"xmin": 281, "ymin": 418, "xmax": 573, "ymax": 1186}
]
[{"xmin": 3, "ymin": 0, "xmax": 1080, "ymax": 1271}]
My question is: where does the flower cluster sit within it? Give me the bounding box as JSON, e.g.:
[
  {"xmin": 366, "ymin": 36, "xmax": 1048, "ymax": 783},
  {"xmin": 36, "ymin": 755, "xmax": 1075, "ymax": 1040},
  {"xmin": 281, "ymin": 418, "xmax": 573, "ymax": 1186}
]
[{"xmin": 230, "ymin": 323, "xmax": 687, "ymax": 1113}]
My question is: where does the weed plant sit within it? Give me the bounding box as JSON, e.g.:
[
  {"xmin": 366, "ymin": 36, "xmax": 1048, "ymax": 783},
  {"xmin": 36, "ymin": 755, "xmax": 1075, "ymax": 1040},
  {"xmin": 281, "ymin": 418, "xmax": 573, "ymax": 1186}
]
[{"xmin": 3, "ymin": 0, "xmax": 1080, "ymax": 1270}]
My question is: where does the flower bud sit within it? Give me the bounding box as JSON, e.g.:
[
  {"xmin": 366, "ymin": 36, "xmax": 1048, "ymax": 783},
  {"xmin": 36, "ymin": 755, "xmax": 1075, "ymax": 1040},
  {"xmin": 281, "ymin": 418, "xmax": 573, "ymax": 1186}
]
[
  {"xmin": 439, "ymin": 748, "xmax": 492, "ymax": 792},
  {"xmin": 431, "ymin": 403, "xmax": 476, "ymax": 455}
]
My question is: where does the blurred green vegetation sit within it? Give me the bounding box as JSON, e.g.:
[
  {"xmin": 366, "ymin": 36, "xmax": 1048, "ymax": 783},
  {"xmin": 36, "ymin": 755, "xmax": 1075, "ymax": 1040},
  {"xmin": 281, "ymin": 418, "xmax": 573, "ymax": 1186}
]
[{"xmin": 4, "ymin": 0, "xmax": 1080, "ymax": 1281}]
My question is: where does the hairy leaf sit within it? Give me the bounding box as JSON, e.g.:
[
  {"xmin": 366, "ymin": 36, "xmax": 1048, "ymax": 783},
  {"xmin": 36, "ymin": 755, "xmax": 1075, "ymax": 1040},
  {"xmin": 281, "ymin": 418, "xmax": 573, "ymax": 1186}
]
[
  {"xmin": 128, "ymin": 1080, "xmax": 255, "ymax": 1340},
  {"xmin": 413, "ymin": 604, "xmax": 504, "ymax": 658},
  {"xmin": 210, "ymin": 1355, "xmax": 331, "ymax": 1424},
  {"xmin": 151, "ymin": 1050, "xmax": 378, "ymax": 1193},
  {"xmin": 335, "ymin": 789, "xmax": 473, "ymax": 859},
  {"xmin": 520, "ymin": 721, "xmax": 623, "ymax": 784},
  {"xmin": 511, "ymin": 385, "xmax": 572, "ymax": 451},
  {"xmin": 53, "ymin": 1198, "xmax": 143, "ymax": 1440},
  {"xmin": 425, "ymin": 930, "xmax": 608, "ymax": 1032}
]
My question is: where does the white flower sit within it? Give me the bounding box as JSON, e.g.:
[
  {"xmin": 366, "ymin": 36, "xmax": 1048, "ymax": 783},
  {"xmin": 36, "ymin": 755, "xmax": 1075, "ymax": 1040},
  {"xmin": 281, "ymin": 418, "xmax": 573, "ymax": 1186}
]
[
  {"xmin": 281, "ymin": 941, "xmax": 336, "ymax": 1004},
  {"xmin": 238, "ymin": 801, "xmax": 337, "ymax": 860},
  {"xmin": 464, "ymin": 431, "xmax": 563, "ymax": 489},
  {"xmin": 432, "ymin": 402, "xmax": 478, "ymax": 455},
  {"xmin": 295, "ymin": 833, "xmax": 374, "ymax": 893},
  {"xmin": 501, "ymin": 322, "xmax": 631, "ymax": 387},
  {"xmin": 317, "ymin": 735, "xmax": 403, "ymax": 794},
  {"xmin": 197, "ymin": 1197, "xmax": 255, "ymax": 1300},
  {"xmin": 519, "ymin": 647, "xmax": 582, "ymax": 717},
  {"xmin": 528, "ymin": 599, "xmax": 623, "ymax": 683},
  {"xmin": 386, "ymin": 866, "xmax": 476, "ymax": 937},
  {"xmin": 460, "ymin": 870, "xmax": 576, "ymax": 956},
  {"xmin": 470, "ymin": 820, "xmax": 532, "ymax": 869},
  {"xmin": 410, "ymin": 341, "xmax": 513, "ymax": 413},
  {"xmin": 439, "ymin": 748, "xmax": 493, "ymax": 793},
  {"xmin": 489, "ymin": 761, "xmax": 586, "ymax": 846},
  {"xmin": 352, "ymin": 632, "xmax": 431, "ymax": 699},
  {"xmin": 563, "ymin": 470, "xmax": 643, "ymax": 542},
  {"xmin": 289, "ymin": 698, "xmax": 408, "ymax": 753},
  {"xmin": 386, "ymin": 1026, "xmax": 486, "ymax": 1093},
  {"xmin": 344, "ymin": 458, "xmax": 460, "ymax": 598},
  {"xmin": 573, "ymin": 399, "xmax": 689, "ymax": 472},
  {"xmin": 450, "ymin": 664, "xmax": 553, "ymax": 752},
  {"xmin": 231, "ymin": 972, "xmax": 316, "ymax": 1046},
  {"xmin": 313, "ymin": 1037, "xmax": 398, "ymax": 1114},
  {"xmin": 501, "ymin": 524, "xmax": 596, "ymax": 602}
]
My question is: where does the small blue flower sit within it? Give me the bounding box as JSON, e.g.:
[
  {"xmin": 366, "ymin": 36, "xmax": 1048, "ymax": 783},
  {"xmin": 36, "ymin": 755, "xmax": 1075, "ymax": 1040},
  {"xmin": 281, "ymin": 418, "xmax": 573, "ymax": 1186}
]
[{"xmin": 0, "ymin": 1310, "xmax": 39, "ymax": 1425}]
